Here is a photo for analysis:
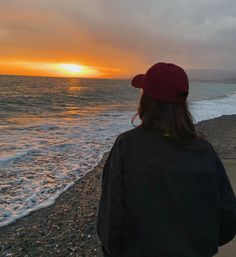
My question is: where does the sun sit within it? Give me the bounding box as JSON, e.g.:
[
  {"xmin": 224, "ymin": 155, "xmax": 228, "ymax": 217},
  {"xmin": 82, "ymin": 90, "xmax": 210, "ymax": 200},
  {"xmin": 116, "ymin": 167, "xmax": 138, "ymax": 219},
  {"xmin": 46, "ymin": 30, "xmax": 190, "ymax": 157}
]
[
  {"xmin": 57, "ymin": 64, "xmax": 83, "ymax": 74},
  {"xmin": 55, "ymin": 63, "xmax": 101, "ymax": 77}
]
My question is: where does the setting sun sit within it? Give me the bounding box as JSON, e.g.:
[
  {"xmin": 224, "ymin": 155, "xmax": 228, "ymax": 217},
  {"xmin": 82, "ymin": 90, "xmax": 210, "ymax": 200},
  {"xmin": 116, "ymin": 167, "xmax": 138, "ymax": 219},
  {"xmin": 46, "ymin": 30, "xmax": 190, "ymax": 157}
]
[
  {"xmin": 55, "ymin": 63, "xmax": 102, "ymax": 77},
  {"xmin": 55, "ymin": 63, "xmax": 101, "ymax": 77},
  {"xmin": 57, "ymin": 64, "xmax": 83, "ymax": 74}
]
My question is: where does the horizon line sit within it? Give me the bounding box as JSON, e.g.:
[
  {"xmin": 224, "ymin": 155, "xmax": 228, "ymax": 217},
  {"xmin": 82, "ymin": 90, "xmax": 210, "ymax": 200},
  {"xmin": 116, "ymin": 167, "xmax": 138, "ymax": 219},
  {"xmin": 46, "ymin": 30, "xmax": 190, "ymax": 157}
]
[{"xmin": 0, "ymin": 73, "xmax": 131, "ymax": 80}]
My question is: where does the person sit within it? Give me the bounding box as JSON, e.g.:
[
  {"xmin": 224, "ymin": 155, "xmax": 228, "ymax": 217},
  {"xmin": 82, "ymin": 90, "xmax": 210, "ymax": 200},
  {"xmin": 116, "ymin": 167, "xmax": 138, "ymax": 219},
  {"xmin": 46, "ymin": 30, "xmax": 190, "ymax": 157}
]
[{"xmin": 96, "ymin": 62, "xmax": 236, "ymax": 257}]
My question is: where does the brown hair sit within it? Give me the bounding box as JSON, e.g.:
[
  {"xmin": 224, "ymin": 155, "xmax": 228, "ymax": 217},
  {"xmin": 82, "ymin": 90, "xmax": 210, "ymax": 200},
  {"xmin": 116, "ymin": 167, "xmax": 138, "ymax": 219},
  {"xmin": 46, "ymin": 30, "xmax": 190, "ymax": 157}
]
[{"xmin": 136, "ymin": 91, "xmax": 207, "ymax": 152}]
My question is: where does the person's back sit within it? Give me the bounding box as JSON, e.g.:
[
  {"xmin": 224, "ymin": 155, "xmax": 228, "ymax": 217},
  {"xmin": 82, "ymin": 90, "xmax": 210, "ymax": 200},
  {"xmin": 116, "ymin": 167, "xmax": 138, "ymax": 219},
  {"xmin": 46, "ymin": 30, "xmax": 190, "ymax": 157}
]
[
  {"xmin": 101, "ymin": 127, "xmax": 235, "ymax": 257},
  {"xmin": 96, "ymin": 63, "xmax": 236, "ymax": 257}
]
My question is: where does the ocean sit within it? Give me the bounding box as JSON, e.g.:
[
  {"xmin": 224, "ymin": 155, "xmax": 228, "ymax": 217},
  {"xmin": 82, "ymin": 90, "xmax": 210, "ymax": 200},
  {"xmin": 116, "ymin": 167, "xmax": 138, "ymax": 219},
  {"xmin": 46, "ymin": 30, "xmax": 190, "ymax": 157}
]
[{"xmin": 1, "ymin": 75, "xmax": 236, "ymax": 227}]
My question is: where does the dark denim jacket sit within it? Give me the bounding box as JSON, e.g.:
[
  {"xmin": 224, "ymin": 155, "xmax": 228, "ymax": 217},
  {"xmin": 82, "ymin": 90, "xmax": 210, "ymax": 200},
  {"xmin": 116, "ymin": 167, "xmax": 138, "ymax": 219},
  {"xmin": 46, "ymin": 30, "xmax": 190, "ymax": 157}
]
[{"xmin": 96, "ymin": 126, "xmax": 236, "ymax": 257}]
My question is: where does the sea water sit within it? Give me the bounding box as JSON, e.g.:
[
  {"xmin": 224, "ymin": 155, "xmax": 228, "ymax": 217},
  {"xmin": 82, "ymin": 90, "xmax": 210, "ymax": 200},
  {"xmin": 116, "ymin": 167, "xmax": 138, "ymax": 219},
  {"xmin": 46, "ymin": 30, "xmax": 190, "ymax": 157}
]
[{"xmin": 0, "ymin": 75, "xmax": 236, "ymax": 227}]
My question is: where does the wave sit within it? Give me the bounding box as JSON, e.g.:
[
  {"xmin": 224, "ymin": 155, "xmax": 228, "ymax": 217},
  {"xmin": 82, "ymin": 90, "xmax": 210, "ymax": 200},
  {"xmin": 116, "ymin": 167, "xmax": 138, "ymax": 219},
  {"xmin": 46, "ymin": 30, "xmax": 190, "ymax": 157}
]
[
  {"xmin": 190, "ymin": 90, "xmax": 236, "ymax": 123},
  {"xmin": 0, "ymin": 148, "xmax": 39, "ymax": 165},
  {"xmin": 0, "ymin": 147, "xmax": 108, "ymax": 228}
]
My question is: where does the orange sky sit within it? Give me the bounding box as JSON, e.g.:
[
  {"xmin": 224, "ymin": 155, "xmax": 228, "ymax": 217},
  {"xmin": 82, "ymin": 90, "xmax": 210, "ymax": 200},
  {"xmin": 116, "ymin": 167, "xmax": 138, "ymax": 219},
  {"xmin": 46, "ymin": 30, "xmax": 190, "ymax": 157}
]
[
  {"xmin": 0, "ymin": 1, "xmax": 149, "ymax": 78},
  {"xmin": 0, "ymin": 0, "xmax": 235, "ymax": 78}
]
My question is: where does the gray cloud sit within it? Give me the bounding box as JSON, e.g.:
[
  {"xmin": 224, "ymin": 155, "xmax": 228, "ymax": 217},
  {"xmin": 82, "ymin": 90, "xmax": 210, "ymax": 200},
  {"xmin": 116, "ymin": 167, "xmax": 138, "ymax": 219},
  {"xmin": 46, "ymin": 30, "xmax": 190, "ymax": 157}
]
[{"xmin": 0, "ymin": 0, "xmax": 236, "ymax": 76}]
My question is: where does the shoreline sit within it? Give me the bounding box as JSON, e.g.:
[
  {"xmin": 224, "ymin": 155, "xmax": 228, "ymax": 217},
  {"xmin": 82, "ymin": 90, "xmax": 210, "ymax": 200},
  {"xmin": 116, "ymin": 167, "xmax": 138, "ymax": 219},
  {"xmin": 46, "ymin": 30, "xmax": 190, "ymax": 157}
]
[{"xmin": 0, "ymin": 114, "xmax": 236, "ymax": 256}]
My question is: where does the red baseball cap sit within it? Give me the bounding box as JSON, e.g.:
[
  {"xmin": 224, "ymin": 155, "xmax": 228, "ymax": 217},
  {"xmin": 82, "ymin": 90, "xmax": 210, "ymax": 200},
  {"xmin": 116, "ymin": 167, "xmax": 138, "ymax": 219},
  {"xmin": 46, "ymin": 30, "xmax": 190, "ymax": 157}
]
[{"xmin": 131, "ymin": 62, "xmax": 189, "ymax": 103}]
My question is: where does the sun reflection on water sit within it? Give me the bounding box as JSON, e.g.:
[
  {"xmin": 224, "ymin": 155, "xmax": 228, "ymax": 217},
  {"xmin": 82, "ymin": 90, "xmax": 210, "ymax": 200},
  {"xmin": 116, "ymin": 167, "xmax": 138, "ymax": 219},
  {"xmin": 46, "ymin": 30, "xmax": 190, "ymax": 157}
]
[{"xmin": 68, "ymin": 85, "xmax": 82, "ymax": 92}]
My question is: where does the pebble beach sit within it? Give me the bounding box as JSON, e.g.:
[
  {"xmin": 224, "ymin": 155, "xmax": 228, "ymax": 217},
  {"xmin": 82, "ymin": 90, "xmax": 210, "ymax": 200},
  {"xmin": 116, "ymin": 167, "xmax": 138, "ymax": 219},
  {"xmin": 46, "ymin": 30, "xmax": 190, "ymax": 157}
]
[{"xmin": 0, "ymin": 114, "xmax": 236, "ymax": 257}]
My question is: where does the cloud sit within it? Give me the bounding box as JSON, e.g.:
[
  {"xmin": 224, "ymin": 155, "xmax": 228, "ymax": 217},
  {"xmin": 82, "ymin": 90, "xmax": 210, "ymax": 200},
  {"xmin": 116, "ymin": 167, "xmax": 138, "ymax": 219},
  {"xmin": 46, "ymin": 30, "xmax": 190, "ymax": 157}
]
[{"xmin": 0, "ymin": 0, "xmax": 236, "ymax": 77}]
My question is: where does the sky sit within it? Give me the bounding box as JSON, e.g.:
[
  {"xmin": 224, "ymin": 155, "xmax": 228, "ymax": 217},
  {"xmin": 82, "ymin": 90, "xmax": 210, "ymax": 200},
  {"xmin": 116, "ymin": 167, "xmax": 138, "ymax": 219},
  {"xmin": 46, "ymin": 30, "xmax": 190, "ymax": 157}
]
[{"xmin": 0, "ymin": 0, "xmax": 236, "ymax": 78}]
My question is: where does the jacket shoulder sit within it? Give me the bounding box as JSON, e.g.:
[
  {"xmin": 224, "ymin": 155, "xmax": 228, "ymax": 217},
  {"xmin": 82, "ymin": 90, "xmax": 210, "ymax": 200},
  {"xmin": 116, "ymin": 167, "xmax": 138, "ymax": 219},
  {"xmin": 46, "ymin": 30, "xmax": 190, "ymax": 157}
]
[{"xmin": 117, "ymin": 126, "xmax": 143, "ymax": 141}]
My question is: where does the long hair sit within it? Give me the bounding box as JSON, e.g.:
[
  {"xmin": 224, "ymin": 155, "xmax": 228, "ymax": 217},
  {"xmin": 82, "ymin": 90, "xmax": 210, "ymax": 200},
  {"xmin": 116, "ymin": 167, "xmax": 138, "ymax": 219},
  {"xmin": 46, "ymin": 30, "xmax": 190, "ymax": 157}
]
[{"xmin": 136, "ymin": 90, "xmax": 207, "ymax": 152}]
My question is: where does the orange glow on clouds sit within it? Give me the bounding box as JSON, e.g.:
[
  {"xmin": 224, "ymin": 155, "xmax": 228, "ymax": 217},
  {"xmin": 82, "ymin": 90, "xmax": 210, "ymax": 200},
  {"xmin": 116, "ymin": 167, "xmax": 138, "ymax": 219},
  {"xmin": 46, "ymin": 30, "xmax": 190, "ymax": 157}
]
[{"xmin": 0, "ymin": 60, "xmax": 105, "ymax": 78}]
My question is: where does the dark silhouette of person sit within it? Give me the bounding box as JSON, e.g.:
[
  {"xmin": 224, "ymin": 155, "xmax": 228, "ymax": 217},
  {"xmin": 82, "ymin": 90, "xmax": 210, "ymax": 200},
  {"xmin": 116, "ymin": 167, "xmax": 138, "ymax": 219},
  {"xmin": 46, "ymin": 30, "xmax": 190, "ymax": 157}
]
[{"xmin": 97, "ymin": 62, "xmax": 236, "ymax": 257}]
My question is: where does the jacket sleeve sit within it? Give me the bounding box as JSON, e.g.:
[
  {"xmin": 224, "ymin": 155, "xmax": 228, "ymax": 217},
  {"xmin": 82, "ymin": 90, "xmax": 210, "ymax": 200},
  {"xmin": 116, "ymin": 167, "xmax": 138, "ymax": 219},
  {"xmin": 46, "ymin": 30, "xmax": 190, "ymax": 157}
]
[
  {"xmin": 96, "ymin": 135, "xmax": 125, "ymax": 256},
  {"xmin": 211, "ymin": 146, "xmax": 236, "ymax": 246}
]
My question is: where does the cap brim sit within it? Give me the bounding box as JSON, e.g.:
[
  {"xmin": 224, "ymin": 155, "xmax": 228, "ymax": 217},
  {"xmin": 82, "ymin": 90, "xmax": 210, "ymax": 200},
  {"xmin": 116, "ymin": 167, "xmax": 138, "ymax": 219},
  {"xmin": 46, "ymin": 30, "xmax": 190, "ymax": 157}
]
[{"xmin": 131, "ymin": 74, "xmax": 146, "ymax": 88}]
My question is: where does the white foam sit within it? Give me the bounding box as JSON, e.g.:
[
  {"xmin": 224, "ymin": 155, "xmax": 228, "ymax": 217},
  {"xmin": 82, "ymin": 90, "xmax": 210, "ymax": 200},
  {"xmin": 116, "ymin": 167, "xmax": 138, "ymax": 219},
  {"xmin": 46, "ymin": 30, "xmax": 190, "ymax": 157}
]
[
  {"xmin": 190, "ymin": 90, "xmax": 236, "ymax": 123},
  {"xmin": 0, "ymin": 181, "xmax": 75, "ymax": 227}
]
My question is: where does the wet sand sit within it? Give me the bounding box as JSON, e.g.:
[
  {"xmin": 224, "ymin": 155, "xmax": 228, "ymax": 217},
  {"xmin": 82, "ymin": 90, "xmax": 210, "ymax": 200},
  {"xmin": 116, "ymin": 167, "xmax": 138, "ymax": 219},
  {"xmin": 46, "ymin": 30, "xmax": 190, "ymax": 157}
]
[{"xmin": 0, "ymin": 114, "xmax": 236, "ymax": 257}]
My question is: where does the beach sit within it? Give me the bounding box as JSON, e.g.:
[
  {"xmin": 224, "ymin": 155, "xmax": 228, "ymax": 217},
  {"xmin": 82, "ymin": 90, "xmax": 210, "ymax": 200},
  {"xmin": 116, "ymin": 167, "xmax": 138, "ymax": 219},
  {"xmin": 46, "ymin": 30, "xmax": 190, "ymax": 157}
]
[{"xmin": 0, "ymin": 114, "xmax": 236, "ymax": 257}]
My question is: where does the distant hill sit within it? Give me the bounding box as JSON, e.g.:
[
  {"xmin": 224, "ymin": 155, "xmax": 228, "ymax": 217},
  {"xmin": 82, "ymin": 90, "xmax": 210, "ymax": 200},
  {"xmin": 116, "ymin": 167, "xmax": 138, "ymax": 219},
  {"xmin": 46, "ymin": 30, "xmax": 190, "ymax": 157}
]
[
  {"xmin": 218, "ymin": 78, "xmax": 236, "ymax": 83},
  {"xmin": 186, "ymin": 69, "xmax": 236, "ymax": 82}
]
